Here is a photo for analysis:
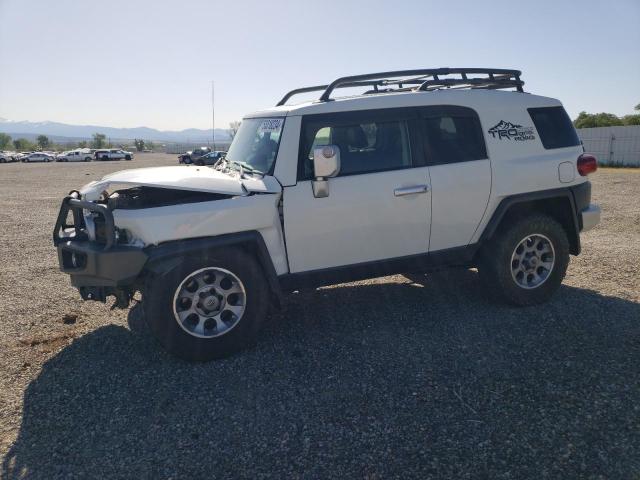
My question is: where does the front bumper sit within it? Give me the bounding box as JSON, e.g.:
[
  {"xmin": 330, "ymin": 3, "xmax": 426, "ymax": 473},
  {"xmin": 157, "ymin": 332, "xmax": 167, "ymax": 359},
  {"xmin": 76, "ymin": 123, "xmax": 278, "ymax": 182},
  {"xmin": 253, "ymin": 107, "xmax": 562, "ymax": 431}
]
[
  {"xmin": 54, "ymin": 193, "xmax": 148, "ymax": 302},
  {"xmin": 57, "ymin": 241, "xmax": 147, "ymax": 288},
  {"xmin": 580, "ymin": 204, "xmax": 601, "ymax": 232}
]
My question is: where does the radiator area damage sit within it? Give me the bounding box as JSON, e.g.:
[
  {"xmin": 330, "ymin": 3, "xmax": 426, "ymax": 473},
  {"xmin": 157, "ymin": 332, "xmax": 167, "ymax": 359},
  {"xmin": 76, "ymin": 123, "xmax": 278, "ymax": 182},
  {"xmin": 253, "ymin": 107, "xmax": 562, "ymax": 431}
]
[{"xmin": 107, "ymin": 186, "xmax": 233, "ymax": 210}]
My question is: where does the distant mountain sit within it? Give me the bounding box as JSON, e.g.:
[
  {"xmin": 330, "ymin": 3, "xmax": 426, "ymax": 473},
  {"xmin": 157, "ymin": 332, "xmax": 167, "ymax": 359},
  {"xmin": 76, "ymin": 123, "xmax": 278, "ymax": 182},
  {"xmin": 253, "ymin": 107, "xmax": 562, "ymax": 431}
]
[{"xmin": 0, "ymin": 119, "xmax": 231, "ymax": 143}]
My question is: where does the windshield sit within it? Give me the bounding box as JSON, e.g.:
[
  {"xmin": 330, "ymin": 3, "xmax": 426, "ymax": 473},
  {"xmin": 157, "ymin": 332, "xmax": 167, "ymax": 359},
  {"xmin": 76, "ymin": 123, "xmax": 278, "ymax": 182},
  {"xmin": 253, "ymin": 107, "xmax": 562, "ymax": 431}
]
[{"xmin": 225, "ymin": 117, "xmax": 284, "ymax": 174}]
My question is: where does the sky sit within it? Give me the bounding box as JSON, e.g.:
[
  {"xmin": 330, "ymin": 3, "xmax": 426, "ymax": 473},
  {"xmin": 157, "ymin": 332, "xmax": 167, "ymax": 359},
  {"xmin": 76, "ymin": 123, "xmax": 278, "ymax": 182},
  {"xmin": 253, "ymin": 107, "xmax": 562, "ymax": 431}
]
[{"xmin": 0, "ymin": 0, "xmax": 638, "ymax": 131}]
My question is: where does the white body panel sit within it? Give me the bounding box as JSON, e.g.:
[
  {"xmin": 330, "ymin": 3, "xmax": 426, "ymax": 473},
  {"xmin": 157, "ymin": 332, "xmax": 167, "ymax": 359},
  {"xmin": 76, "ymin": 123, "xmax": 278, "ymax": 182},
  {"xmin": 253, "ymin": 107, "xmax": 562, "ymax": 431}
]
[
  {"xmin": 113, "ymin": 193, "xmax": 289, "ymax": 275},
  {"xmin": 283, "ymin": 168, "xmax": 431, "ymax": 273},
  {"xmin": 428, "ymin": 159, "xmax": 491, "ymax": 251},
  {"xmin": 80, "ymin": 166, "xmax": 281, "ymax": 200}
]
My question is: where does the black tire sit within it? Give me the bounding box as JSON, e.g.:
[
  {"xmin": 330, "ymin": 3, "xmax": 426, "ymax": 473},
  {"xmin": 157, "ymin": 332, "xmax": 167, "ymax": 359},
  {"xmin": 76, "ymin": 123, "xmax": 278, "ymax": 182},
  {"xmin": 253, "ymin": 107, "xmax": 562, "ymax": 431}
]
[
  {"xmin": 143, "ymin": 247, "xmax": 269, "ymax": 361},
  {"xmin": 85, "ymin": 157, "xmax": 91, "ymax": 162},
  {"xmin": 478, "ymin": 213, "xmax": 569, "ymax": 306},
  {"xmin": 125, "ymin": 155, "xmax": 131, "ymax": 160}
]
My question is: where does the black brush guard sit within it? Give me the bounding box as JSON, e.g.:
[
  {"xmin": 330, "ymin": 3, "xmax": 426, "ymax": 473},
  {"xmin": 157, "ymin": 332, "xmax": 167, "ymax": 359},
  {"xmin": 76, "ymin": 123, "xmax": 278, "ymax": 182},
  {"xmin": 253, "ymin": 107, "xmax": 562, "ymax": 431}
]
[
  {"xmin": 53, "ymin": 191, "xmax": 147, "ymax": 304},
  {"xmin": 53, "ymin": 191, "xmax": 115, "ymax": 250}
]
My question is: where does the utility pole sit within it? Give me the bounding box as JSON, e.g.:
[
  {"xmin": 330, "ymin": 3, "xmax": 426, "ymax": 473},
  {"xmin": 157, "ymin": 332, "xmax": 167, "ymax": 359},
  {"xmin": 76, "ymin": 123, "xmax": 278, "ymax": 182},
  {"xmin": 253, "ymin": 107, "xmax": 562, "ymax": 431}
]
[{"xmin": 211, "ymin": 80, "xmax": 216, "ymax": 150}]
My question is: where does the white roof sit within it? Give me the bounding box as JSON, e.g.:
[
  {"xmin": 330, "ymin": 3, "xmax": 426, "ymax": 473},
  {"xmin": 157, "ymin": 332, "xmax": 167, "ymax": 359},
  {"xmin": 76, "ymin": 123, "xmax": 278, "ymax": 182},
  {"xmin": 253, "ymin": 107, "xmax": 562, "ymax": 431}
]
[{"xmin": 245, "ymin": 89, "xmax": 562, "ymax": 119}]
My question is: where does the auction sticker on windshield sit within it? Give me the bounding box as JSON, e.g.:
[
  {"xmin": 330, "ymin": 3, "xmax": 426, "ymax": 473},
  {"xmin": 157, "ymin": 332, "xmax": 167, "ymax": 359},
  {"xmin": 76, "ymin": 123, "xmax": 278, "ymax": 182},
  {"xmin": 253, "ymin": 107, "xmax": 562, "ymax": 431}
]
[{"xmin": 258, "ymin": 118, "xmax": 283, "ymax": 133}]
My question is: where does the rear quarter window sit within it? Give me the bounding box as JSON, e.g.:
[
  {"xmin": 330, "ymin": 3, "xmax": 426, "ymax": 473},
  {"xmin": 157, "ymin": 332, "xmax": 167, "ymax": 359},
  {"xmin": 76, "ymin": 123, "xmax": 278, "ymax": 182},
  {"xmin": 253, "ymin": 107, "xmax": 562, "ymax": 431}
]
[{"xmin": 528, "ymin": 106, "xmax": 580, "ymax": 149}]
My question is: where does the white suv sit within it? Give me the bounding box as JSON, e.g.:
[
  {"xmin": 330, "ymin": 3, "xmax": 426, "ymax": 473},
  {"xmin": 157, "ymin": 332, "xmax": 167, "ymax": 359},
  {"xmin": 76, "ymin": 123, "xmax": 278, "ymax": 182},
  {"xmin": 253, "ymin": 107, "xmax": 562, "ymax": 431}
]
[{"xmin": 53, "ymin": 68, "xmax": 600, "ymax": 361}]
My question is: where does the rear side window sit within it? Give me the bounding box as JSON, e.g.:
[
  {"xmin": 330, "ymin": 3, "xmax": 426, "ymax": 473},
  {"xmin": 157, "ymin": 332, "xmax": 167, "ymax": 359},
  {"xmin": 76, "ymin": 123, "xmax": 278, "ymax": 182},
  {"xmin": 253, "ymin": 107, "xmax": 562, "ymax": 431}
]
[
  {"xmin": 422, "ymin": 107, "xmax": 487, "ymax": 164},
  {"xmin": 528, "ymin": 106, "xmax": 580, "ymax": 149}
]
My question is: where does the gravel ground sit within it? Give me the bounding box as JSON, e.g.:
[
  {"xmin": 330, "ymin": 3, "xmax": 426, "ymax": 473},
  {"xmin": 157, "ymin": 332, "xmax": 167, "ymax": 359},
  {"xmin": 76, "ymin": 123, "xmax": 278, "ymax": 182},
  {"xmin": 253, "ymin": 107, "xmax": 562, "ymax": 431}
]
[{"xmin": 0, "ymin": 155, "xmax": 639, "ymax": 479}]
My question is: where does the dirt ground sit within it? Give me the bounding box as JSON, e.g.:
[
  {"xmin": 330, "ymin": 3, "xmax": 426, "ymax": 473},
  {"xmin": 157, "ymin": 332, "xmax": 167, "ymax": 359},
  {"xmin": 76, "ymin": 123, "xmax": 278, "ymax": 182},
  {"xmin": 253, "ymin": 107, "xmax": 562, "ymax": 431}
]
[{"xmin": 0, "ymin": 155, "xmax": 638, "ymax": 479}]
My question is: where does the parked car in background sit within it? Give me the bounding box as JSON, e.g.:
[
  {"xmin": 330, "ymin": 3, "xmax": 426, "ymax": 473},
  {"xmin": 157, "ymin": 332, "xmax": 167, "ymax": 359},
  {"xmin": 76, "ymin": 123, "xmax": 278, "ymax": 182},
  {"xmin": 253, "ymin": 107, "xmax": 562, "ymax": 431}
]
[
  {"xmin": 0, "ymin": 151, "xmax": 19, "ymax": 163},
  {"xmin": 57, "ymin": 149, "xmax": 93, "ymax": 162},
  {"xmin": 94, "ymin": 149, "xmax": 134, "ymax": 161},
  {"xmin": 178, "ymin": 147, "xmax": 211, "ymax": 164},
  {"xmin": 193, "ymin": 150, "xmax": 226, "ymax": 165},
  {"xmin": 22, "ymin": 152, "xmax": 54, "ymax": 162}
]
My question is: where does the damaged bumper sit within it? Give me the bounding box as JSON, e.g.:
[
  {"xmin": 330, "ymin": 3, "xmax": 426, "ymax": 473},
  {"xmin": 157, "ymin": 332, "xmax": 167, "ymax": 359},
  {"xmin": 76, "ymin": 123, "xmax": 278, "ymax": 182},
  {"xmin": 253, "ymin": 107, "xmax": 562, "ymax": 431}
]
[{"xmin": 53, "ymin": 193, "xmax": 148, "ymax": 303}]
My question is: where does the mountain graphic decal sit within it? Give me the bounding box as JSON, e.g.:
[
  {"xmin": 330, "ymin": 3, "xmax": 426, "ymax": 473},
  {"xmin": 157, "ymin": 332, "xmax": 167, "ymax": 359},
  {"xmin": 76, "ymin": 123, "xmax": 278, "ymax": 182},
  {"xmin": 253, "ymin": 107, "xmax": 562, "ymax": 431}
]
[{"xmin": 488, "ymin": 120, "xmax": 523, "ymax": 131}]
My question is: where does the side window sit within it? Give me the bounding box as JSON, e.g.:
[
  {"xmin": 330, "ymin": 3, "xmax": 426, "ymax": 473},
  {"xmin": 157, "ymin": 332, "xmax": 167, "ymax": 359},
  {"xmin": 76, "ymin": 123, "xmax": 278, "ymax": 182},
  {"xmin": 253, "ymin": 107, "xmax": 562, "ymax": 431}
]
[
  {"xmin": 528, "ymin": 106, "xmax": 580, "ymax": 149},
  {"xmin": 422, "ymin": 107, "xmax": 487, "ymax": 164},
  {"xmin": 300, "ymin": 115, "xmax": 413, "ymax": 179}
]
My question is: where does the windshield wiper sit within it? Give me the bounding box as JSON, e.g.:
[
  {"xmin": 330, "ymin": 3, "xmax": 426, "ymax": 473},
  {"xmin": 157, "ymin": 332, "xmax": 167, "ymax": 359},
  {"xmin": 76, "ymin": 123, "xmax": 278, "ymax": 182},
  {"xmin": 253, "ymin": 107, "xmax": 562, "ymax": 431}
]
[{"xmin": 228, "ymin": 159, "xmax": 263, "ymax": 176}]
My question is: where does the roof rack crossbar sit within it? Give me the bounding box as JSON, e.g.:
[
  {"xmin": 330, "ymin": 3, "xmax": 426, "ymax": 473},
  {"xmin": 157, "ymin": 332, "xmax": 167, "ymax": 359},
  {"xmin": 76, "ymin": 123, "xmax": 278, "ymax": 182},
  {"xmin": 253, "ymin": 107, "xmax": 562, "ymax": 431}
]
[{"xmin": 276, "ymin": 68, "xmax": 524, "ymax": 106}]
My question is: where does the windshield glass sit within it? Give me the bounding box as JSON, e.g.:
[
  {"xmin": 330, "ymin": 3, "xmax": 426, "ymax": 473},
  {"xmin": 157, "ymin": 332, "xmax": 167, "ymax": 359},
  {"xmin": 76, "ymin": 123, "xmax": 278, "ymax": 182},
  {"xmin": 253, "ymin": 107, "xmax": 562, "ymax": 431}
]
[{"xmin": 225, "ymin": 117, "xmax": 284, "ymax": 174}]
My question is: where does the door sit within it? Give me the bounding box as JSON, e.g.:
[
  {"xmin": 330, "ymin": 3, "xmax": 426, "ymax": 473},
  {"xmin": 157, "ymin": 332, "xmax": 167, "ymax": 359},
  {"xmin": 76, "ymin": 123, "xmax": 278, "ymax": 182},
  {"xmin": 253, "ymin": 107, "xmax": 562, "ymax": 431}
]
[
  {"xmin": 418, "ymin": 106, "xmax": 492, "ymax": 252},
  {"xmin": 283, "ymin": 108, "xmax": 431, "ymax": 273}
]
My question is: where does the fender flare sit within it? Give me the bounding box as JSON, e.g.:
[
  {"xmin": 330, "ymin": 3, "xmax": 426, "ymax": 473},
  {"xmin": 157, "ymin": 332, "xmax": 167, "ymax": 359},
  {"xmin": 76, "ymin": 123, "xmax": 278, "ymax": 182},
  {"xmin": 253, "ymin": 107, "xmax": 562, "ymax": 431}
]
[
  {"xmin": 479, "ymin": 187, "xmax": 581, "ymax": 255},
  {"xmin": 144, "ymin": 231, "xmax": 283, "ymax": 305}
]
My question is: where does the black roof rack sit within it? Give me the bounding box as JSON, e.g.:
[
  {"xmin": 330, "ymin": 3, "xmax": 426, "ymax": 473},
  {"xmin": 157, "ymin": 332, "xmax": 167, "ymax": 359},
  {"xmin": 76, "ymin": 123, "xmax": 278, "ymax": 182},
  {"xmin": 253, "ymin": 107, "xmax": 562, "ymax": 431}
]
[{"xmin": 276, "ymin": 67, "xmax": 524, "ymax": 106}]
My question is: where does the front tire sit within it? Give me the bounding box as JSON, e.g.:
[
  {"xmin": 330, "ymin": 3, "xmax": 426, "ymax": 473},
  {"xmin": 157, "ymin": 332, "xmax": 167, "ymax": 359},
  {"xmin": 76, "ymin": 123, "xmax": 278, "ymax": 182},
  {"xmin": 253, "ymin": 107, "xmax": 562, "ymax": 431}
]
[
  {"xmin": 478, "ymin": 214, "xmax": 569, "ymax": 306},
  {"xmin": 143, "ymin": 247, "xmax": 269, "ymax": 361}
]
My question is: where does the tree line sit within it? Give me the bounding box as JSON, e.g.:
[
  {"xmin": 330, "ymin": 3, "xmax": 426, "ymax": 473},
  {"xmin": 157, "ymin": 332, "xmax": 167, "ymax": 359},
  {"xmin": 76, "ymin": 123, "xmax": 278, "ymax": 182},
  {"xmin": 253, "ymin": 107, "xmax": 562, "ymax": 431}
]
[
  {"xmin": 573, "ymin": 104, "xmax": 640, "ymax": 129},
  {"xmin": 0, "ymin": 132, "xmax": 155, "ymax": 152}
]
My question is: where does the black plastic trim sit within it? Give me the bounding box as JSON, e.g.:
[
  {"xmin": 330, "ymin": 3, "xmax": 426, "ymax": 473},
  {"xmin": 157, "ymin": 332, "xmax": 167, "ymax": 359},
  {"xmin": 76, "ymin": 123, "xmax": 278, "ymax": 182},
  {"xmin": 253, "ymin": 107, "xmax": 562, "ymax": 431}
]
[
  {"xmin": 53, "ymin": 193, "xmax": 115, "ymax": 250},
  {"xmin": 278, "ymin": 245, "xmax": 477, "ymax": 291},
  {"xmin": 479, "ymin": 187, "xmax": 582, "ymax": 255},
  {"xmin": 57, "ymin": 241, "xmax": 148, "ymax": 287},
  {"xmin": 570, "ymin": 182, "xmax": 591, "ymax": 229}
]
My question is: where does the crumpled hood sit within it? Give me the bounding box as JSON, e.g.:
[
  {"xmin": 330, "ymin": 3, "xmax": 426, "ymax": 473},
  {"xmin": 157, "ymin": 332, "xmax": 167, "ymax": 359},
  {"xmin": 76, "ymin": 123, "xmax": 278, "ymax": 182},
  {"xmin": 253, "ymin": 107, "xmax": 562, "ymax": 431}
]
[{"xmin": 80, "ymin": 165, "xmax": 281, "ymax": 200}]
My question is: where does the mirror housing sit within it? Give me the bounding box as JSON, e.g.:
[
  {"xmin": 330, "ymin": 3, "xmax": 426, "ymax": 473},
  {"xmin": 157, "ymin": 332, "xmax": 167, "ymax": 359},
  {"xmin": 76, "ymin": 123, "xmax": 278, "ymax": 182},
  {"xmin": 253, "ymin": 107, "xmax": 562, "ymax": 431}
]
[{"xmin": 312, "ymin": 145, "xmax": 340, "ymax": 198}]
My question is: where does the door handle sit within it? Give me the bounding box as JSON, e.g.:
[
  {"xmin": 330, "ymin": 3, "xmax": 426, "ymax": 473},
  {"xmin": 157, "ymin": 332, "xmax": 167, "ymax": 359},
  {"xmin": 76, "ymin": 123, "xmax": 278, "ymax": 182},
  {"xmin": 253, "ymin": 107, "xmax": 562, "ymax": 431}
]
[{"xmin": 394, "ymin": 185, "xmax": 429, "ymax": 196}]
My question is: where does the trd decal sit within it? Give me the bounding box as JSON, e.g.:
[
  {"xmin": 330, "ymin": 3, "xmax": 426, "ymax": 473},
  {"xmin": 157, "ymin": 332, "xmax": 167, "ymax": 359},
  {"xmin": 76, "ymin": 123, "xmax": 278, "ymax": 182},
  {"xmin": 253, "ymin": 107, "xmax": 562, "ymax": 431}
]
[{"xmin": 488, "ymin": 120, "xmax": 536, "ymax": 141}]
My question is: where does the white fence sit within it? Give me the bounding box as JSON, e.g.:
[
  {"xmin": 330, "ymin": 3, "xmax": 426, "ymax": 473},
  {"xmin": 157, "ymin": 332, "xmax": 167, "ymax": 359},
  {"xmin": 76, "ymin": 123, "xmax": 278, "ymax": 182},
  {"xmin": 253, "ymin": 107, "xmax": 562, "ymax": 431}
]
[{"xmin": 577, "ymin": 125, "xmax": 640, "ymax": 166}]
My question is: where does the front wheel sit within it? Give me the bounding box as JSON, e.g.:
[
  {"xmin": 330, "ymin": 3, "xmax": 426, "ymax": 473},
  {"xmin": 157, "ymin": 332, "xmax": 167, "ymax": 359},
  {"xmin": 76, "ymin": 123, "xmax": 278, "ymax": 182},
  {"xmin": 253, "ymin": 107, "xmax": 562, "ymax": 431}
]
[
  {"xmin": 143, "ymin": 247, "xmax": 269, "ymax": 361},
  {"xmin": 478, "ymin": 214, "xmax": 569, "ymax": 306}
]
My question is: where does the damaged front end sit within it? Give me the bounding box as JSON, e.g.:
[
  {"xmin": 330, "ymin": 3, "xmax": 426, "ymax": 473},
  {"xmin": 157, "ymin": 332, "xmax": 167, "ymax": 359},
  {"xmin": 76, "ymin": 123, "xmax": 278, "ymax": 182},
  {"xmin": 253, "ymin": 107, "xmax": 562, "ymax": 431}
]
[
  {"xmin": 53, "ymin": 190, "xmax": 148, "ymax": 308},
  {"xmin": 53, "ymin": 165, "xmax": 283, "ymax": 308},
  {"xmin": 53, "ymin": 187, "xmax": 236, "ymax": 308}
]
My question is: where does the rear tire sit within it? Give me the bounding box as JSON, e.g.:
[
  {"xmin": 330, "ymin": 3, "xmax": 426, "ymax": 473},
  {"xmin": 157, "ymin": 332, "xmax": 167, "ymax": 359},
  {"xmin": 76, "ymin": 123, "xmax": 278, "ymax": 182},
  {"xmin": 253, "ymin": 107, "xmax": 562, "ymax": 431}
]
[
  {"xmin": 143, "ymin": 247, "xmax": 269, "ymax": 361},
  {"xmin": 478, "ymin": 214, "xmax": 569, "ymax": 306}
]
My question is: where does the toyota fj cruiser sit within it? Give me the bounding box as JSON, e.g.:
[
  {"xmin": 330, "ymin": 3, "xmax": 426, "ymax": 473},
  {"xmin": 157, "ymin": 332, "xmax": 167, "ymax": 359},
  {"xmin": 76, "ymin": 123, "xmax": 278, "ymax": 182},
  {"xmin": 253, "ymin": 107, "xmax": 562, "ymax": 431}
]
[{"xmin": 53, "ymin": 68, "xmax": 601, "ymax": 361}]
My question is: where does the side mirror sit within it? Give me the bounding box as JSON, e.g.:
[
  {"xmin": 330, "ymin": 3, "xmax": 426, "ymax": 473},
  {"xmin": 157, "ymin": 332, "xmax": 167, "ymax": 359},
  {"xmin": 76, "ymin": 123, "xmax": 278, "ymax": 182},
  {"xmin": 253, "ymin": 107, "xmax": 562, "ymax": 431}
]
[{"xmin": 312, "ymin": 145, "xmax": 341, "ymax": 198}]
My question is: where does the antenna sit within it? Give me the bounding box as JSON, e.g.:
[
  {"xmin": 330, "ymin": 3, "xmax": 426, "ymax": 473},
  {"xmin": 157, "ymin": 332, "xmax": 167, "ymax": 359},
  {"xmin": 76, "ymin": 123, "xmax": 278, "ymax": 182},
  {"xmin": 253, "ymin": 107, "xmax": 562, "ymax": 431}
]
[{"xmin": 211, "ymin": 80, "xmax": 216, "ymax": 150}]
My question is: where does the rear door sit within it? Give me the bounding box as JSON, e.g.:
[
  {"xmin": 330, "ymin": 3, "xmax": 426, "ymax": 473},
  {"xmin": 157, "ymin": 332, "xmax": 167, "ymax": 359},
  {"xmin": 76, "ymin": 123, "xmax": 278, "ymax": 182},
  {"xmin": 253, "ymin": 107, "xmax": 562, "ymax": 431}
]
[
  {"xmin": 419, "ymin": 106, "xmax": 491, "ymax": 252},
  {"xmin": 283, "ymin": 108, "xmax": 432, "ymax": 273}
]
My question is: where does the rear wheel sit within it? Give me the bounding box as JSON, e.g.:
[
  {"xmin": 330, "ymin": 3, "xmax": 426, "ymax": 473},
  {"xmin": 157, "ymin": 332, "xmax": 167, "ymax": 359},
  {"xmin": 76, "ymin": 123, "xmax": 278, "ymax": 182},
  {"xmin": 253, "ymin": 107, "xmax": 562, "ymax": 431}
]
[
  {"xmin": 478, "ymin": 214, "xmax": 569, "ymax": 306},
  {"xmin": 143, "ymin": 247, "xmax": 269, "ymax": 361}
]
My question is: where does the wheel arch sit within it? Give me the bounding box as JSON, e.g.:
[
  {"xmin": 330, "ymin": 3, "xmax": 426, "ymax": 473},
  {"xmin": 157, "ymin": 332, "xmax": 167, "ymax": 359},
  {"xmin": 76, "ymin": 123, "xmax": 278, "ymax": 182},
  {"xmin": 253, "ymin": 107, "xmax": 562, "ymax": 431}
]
[
  {"xmin": 143, "ymin": 231, "xmax": 283, "ymax": 306},
  {"xmin": 479, "ymin": 188, "xmax": 581, "ymax": 256}
]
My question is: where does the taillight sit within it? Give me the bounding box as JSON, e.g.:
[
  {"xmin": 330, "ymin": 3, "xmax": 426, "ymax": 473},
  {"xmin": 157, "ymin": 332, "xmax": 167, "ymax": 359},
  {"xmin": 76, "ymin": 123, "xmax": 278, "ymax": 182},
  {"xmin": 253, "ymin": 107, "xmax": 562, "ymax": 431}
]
[{"xmin": 577, "ymin": 154, "xmax": 597, "ymax": 176}]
